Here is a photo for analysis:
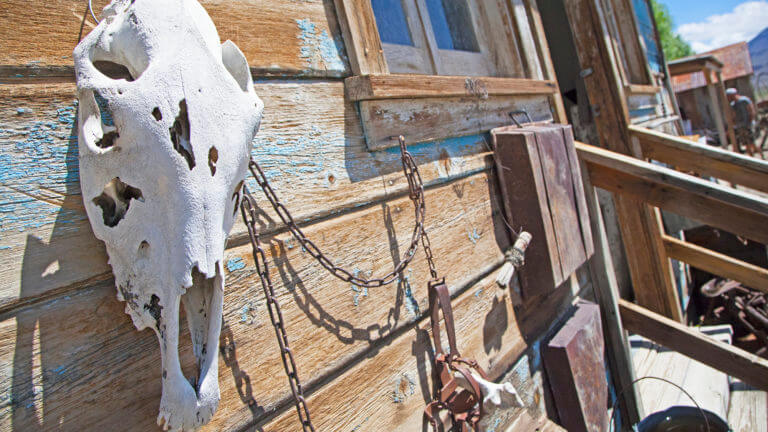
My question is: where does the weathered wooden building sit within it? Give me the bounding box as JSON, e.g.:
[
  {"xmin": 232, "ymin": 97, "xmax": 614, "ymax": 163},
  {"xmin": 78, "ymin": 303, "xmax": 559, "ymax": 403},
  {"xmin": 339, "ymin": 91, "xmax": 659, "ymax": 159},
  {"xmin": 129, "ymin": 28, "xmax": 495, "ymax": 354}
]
[
  {"xmin": 671, "ymin": 42, "xmax": 756, "ymax": 142},
  {"xmin": 1, "ymin": 0, "xmax": 767, "ymax": 431}
]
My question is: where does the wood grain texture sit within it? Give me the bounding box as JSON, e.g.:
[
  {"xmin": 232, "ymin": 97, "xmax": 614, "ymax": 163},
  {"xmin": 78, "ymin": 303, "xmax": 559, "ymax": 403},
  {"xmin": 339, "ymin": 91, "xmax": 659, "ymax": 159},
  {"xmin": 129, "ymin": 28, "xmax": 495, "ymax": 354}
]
[
  {"xmin": 263, "ymin": 269, "xmax": 586, "ymax": 431},
  {"xmin": 620, "ymin": 299, "xmax": 768, "ymax": 391},
  {"xmin": 564, "ymin": 0, "xmax": 681, "ymax": 321},
  {"xmin": 360, "ymin": 94, "xmax": 553, "ymax": 150},
  {"xmin": 0, "ymin": 170, "xmax": 511, "ymax": 431},
  {"xmin": 663, "ymin": 235, "xmax": 768, "ymax": 294},
  {"xmin": 345, "ymin": 74, "xmax": 558, "ymax": 102},
  {"xmin": 578, "ymin": 142, "xmax": 768, "ymax": 245},
  {"xmin": 728, "ymin": 379, "xmax": 768, "ymax": 432},
  {"xmin": 0, "ymin": 81, "xmax": 496, "ymax": 312},
  {"xmin": 0, "ymin": 0, "xmax": 350, "ymax": 79}
]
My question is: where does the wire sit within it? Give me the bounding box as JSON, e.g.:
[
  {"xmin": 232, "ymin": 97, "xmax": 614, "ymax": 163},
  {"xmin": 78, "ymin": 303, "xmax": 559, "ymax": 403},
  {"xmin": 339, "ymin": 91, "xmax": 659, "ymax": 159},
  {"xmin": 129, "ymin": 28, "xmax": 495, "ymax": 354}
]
[
  {"xmin": 608, "ymin": 376, "xmax": 711, "ymax": 432},
  {"xmin": 88, "ymin": 0, "xmax": 100, "ymax": 24}
]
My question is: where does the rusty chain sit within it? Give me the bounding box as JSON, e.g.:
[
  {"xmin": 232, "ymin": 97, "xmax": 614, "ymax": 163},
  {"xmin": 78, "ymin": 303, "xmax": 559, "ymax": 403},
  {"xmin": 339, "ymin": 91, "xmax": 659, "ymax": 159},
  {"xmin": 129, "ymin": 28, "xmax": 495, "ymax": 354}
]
[
  {"xmin": 246, "ymin": 136, "xmax": 427, "ymax": 288},
  {"xmin": 241, "ymin": 196, "xmax": 315, "ymax": 431},
  {"xmin": 240, "ymin": 136, "xmax": 439, "ymax": 431}
]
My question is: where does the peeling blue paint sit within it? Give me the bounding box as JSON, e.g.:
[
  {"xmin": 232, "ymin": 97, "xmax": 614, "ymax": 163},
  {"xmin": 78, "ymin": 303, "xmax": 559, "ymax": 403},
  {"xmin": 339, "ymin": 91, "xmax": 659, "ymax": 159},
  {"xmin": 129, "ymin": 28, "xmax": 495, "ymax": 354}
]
[
  {"xmin": 295, "ymin": 18, "xmax": 347, "ymax": 72},
  {"xmin": 474, "ymin": 289, "xmax": 483, "ymax": 298},
  {"xmin": 0, "ymin": 102, "xmax": 82, "ymax": 233},
  {"xmin": 51, "ymin": 365, "xmax": 66, "ymax": 375},
  {"xmin": 226, "ymin": 257, "xmax": 245, "ymax": 272},
  {"xmin": 486, "ymin": 418, "xmax": 503, "ymax": 432},
  {"xmin": 240, "ymin": 302, "xmax": 255, "ymax": 323},
  {"xmin": 402, "ymin": 270, "xmax": 420, "ymax": 317},
  {"xmin": 467, "ymin": 228, "xmax": 481, "ymax": 244}
]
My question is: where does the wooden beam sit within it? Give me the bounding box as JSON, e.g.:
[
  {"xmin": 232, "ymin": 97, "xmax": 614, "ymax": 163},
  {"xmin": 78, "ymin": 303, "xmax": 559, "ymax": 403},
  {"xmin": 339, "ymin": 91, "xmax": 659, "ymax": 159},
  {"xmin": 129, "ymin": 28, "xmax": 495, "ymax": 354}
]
[
  {"xmin": 716, "ymin": 70, "xmax": 739, "ymax": 155},
  {"xmin": 626, "ymin": 84, "xmax": 660, "ymax": 95},
  {"xmin": 524, "ymin": 0, "xmax": 568, "ymax": 123},
  {"xmin": 344, "ymin": 74, "xmax": 558, "ymax": 101},
  {"xmin": 577, "ymin": 141, "xmax": 768, "ymax": 245},
  {"xmin": 580, "ymin": 159, "xmax": 644, "ymax": 424},
  {"xmin": 619, "ymin": 299, "xmax": 768, "ymax": 391},
  {"xmin": 630, "ymin": 125, "xmax": 768, "ymax": 193},
  {"xmin": 565, "ymin": 0, "xmax": 681, "ymax": 321},
  {"xmin": 705, "ymin": 69, "xmax": 730, "ymax": 150},
  {"xmin": 333, "ymin": 0, "xmax": 388, "ymax": 75},
  {"xmin": 663, "ymin": 235, "xmax": 768, "ymax": 294}
]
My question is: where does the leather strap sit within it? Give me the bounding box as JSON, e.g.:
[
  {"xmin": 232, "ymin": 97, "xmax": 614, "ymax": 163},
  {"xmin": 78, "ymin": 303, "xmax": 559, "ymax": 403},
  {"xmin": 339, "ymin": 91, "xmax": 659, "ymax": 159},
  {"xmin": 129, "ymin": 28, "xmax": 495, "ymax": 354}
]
[{"xmin": 428, "ymin": 279, "xmax": 458, "ymax": 357}]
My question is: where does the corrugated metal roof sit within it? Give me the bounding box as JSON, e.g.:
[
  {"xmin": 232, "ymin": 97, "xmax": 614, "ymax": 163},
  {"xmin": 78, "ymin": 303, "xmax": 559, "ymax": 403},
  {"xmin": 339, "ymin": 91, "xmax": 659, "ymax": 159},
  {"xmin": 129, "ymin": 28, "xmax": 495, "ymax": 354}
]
[{"xmin": 671, "ymin": 42, "xmax": 754, "ymax": 93}]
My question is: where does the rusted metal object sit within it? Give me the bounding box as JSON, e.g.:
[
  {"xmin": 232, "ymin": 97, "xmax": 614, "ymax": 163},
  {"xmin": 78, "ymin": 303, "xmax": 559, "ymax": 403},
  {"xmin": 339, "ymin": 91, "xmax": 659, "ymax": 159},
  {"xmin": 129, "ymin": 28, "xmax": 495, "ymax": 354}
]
[{"xmin": 701, "ymin": 278, "xmax": 768, "ymax": 357}]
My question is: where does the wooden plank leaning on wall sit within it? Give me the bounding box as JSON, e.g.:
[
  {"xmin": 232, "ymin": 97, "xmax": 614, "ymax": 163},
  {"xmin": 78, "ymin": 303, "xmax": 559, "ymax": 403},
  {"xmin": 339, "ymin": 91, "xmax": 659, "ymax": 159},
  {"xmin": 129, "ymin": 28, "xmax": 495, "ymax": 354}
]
[{"xmin": 564, "ymin": 0, "xmax": 682, "ymax": 322}]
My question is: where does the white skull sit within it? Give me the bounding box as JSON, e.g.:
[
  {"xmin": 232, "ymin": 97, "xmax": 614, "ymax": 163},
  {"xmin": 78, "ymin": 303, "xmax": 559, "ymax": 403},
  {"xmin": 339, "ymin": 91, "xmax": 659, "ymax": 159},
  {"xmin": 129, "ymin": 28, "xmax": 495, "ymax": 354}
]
[{"xmin": 74, "ymin": 1, "xmax": 263, "ymax": 430}]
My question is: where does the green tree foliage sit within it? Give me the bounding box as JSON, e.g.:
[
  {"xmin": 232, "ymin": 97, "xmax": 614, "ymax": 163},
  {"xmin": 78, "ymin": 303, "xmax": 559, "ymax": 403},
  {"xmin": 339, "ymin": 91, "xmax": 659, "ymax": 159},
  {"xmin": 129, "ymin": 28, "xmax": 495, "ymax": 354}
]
[{"xmin": 650, "ymin": 0, "xmax": 695, "ymax": 59}]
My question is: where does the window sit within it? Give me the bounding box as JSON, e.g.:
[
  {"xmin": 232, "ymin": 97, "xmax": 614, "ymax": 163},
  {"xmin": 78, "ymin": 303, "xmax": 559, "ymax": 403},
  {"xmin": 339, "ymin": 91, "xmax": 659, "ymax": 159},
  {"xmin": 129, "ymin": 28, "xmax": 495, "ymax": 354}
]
[
  {"xmin": 334, "ymin": 0, "xmax": 566, "ymax": 150},
  {"xmin": 632, "ymin": 0, "xmax": 663, "ymax": 75},
  {"xmin": 369, "ymin": 0, "xmax": 529, "ymax": 77},
  {"xmin": 604, "ymin": 0, "xmax": 663, "ymax": 89}
]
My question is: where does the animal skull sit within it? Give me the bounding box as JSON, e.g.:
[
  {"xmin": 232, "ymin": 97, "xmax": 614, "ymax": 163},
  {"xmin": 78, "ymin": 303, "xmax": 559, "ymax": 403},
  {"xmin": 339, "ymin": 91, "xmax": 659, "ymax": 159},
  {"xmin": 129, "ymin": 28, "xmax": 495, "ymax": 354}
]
[{"xmin": 74, "ymin": 0, "xmax": 263, "ymax": 430}]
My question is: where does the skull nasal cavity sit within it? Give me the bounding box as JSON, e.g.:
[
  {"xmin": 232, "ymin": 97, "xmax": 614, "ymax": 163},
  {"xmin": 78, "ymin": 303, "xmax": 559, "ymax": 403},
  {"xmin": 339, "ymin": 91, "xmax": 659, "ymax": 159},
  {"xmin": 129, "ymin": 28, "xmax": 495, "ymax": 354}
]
[
  {"xmin": 170, "ymin": 100, "xmax": 195, "ymax": 169},
  {"xmin": 92, "ymin": 177, "xmax": 144, "ymax": 227},
  {"xmin": 208, "ymin": 147, "xmax": 218, "ymax": 176}
]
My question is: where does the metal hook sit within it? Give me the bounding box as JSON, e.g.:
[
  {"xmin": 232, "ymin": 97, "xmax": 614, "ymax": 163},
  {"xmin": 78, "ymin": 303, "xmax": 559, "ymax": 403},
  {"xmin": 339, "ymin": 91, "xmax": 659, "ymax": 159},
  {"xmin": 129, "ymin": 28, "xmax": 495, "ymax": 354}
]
[{"xmin": 508, "ymin": 110, "xmax": 533, "ymax": 128}]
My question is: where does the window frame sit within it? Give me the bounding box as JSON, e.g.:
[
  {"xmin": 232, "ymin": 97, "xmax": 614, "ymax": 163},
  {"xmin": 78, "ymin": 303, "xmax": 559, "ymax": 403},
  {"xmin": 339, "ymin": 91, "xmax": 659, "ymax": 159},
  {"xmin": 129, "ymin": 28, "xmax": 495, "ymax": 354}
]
[
  {"xmin": 334, "ymin": 0, "xmax": 566, "ymax": 150},
  {"xmin": 604, "ymin": 0, "xmax": 664, "ymax": 94}
]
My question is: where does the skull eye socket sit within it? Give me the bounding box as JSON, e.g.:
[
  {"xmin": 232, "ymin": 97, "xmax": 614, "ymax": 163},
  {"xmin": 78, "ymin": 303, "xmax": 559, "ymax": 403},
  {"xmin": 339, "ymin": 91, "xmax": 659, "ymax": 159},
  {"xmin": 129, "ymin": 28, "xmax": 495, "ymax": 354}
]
[{"xmin": 92, "ymin": 177, "xmax": 144, "ymax": 227}]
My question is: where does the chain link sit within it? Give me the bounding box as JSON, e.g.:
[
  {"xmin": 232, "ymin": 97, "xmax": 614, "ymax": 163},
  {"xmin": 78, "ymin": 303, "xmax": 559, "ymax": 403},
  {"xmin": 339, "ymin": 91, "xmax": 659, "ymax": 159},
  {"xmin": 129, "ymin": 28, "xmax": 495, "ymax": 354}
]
[{"xmin": 240, "ymin": 136, "xmax": 439, "ymax": 431}]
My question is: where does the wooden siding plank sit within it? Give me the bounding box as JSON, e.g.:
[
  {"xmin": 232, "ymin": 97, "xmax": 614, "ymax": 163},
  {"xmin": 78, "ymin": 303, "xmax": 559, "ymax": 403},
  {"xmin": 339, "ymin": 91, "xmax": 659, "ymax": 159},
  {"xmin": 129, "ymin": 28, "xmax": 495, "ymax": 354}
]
[
  {"xmin": 0, "ymin": 81, "xmax": 496, "ymax": 312},
  {"xmin": 359, "ymin": 94, "xmax": 553, "ymax": 150},
  {"xmin": 0, "ymin": 0, "xmax": 350, "ymax": 79},
  {"xmin": 0, "ymin": 170, "xmax": 510, "ymax": 431},
  {"xmin": 619, "ymin": 299, "xmax": 768, "ymax": 391},
  {"xmin": 344, "ymin": 75, "xmax": 558, "ymax": 102}
]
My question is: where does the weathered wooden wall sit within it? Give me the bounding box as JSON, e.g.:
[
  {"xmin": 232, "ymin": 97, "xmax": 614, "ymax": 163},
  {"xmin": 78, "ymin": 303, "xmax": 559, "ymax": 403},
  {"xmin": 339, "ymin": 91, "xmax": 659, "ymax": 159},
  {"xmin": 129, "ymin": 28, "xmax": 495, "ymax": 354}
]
[{"xmin": 0, "ymin": 1, "xmax": 592, "ymax": 430}]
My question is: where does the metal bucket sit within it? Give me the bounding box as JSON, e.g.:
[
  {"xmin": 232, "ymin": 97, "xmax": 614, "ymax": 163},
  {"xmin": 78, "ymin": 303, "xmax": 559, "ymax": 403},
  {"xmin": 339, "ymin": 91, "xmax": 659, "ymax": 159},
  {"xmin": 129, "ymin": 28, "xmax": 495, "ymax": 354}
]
[{"xmin": 638, "ymin": 406, "xmax": 731, "ymax": 432}]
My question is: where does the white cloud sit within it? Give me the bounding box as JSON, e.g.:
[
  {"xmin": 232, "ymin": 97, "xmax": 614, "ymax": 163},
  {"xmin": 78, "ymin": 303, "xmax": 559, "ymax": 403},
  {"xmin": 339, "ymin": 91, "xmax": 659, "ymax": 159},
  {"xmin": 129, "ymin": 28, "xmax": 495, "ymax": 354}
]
[{"xmin": 677, "ymin": 1, "xmax": 768, "ymax": 53}]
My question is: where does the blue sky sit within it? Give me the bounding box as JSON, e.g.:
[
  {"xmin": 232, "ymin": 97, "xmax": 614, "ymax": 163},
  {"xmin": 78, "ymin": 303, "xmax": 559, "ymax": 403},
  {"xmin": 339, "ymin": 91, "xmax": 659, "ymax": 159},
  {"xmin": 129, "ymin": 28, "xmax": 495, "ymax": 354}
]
[
  {"xmin": 665, "ymin": 0, "xmax": 746, "ymax": 26},
  {"xmin": 660, "ymin": 0, "xmax": 768, "ymax": 52}
]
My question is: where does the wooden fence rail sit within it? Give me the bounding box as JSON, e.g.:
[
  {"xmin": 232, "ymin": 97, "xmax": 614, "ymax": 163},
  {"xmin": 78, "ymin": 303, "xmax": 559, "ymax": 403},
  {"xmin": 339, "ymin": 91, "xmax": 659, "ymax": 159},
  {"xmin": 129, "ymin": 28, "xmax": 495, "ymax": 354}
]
[
  {"xmin": 629, "ymin": 125, "xmax": 768, "ymax": 194},
  {"xmin": 575, "ymin": 141, "xmax": 768, "ymax": 245}
]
